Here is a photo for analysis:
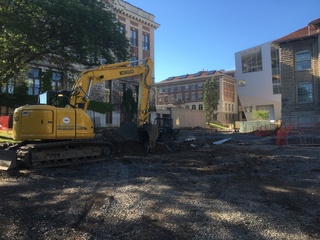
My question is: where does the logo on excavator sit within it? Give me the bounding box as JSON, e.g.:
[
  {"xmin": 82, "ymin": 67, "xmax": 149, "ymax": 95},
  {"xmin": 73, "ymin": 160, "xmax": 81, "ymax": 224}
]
[
  {"xmin": 63, "ymin": 117, "xmax": 70, "ymax": 124},
  {"xmin": 119, "ymin": 70, "xmax": 134, "ymax": 75}
]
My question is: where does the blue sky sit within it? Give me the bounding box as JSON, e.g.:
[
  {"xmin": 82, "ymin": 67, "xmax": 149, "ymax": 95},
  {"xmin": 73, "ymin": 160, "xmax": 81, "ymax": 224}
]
[{"xmin": 126, "ymin": 0, "xmax": 320, "ymax": 82}]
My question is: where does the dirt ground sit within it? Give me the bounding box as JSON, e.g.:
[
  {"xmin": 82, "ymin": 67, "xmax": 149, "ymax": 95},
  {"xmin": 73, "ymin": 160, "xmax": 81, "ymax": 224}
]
[{"xmin": 0, "ymin": 129, "xmax": 320, "ymax": 240}]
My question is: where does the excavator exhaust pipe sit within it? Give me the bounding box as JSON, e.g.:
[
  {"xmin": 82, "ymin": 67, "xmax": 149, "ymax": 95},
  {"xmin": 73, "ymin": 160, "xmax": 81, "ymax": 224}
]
[{"xmin": 0, "ymin": 150, "xmax": 17, "ymax": 171}]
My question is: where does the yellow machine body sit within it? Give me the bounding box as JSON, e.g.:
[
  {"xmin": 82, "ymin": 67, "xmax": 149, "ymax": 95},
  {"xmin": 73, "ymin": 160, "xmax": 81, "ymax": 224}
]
[{"xmin": 13, "ymin": 105, "xmax": 95, "ymax": 141}]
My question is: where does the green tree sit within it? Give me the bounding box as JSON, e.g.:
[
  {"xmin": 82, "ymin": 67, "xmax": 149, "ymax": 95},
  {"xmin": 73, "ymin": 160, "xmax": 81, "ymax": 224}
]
[
  {"xmin": 0, "ymin": 0, "xmax": 130, "ymax": 85},
  {"xmin": 252, "ymin": 110, "xmax": 269, "ymax": 120},
  {"xmin": 87, "ymin": 100, "xmax": 113, "ymax": 114},
  {"xmin": 204, "ymin": 77, "xmax": 219, "ymax": 123},
  {"xmin": 41, "ymin": 71, "xmax": 53, "ymax": 92},
  {"xmin": 122, "ymin": 88, "xmax": 137, "ymax": 121},
  {"xmin": 0, "ymin": 82, "xmax": 37, "ymax": 108}
]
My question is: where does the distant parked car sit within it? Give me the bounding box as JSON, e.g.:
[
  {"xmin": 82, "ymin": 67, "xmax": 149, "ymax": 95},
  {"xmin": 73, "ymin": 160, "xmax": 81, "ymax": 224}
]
[{"xmin": 192, "ymin": 126, "xmax": 203, "ymax": 130}]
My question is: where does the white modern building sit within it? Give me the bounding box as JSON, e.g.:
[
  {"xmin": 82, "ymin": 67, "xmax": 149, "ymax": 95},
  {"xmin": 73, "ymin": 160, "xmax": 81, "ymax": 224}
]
[{"xmin": 235, "ymin": 41, "xmax": 281, "ymax": 121}]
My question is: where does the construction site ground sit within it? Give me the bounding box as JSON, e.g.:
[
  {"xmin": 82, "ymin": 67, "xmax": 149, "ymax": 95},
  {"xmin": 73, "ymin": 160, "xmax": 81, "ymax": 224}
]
[{"xmin": 0, "ymin": 129, "xmax": 320, "ymax": 240}]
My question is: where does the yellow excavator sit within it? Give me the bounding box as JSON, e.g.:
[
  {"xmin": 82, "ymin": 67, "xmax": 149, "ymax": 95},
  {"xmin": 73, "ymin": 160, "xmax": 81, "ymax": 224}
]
[{"xmin": 0, "ymin": 58, "xmax": 158, "ymax": 170}]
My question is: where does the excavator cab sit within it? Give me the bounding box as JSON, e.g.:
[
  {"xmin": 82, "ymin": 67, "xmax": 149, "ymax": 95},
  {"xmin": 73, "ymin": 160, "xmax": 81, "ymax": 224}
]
[{"xmin": 38, "ymin": 91, "xmax": 72, "ymax": 107}]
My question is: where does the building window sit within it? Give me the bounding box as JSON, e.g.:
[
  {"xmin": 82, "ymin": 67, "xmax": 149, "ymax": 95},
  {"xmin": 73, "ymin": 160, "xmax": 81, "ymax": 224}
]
[
  {"xmin": 130, "ymin": 55, "xmax": 137, "ymax": 66},
  {"xmin": 1, "ymin": 80, "xmax": 14, "ymax": 94},
  {"xmin": 158, "ymin": 97, "xmax": 162, "ymax": 103},
  {"xmin": 158, "ymin": 88, "xmax": 163, "ymax": 93},
  {"xmin": 295, "ymin": 50, "xmax": 311, "ymax": 71},
  {"xmin": 177, "ymin": 94, "xmax": 182, "ymax": 102},
  {"xmin": 105, "ymin": 89, "xmax": 111, "ymax": 103},
  {"xmin": 199, "ymin": 104, "xmax": 203, "ymax": 110},
  {"xmin": 170, "ymin": 94, "xmax": 175, "ymax": 103},
  {"xmin": 106, "ymin": 111, "xmax": 112, "ymax": 124},
  {"xmin": 297, "ymin": 82, "xmax": 313, "ymax": 103},
  {"xmin": 225, "ymin": 103, "xmax": 227, "ymax": 111},
  {"xmin": 119, "ymin": 83, "xmax": 126, "ymax": 99},
  {"xmin": 241, "ymin": 46, "xmax": 262, "ymax": 73},
  {"xmin": 119, "ymin": 24, "xmax": 125, "ymax": 34},
  {"xmin": 191, "ymin": 92, "xmax": 196, "ymax": 101},
  {"xmin": 52, "ymin": 71, "xmax": 62, "ymax": 91},
  {"xmin": 164, "ymin": 87, "xmax": 168, "ymax": 93},
  {"xmin": 130, "ymin": 28, "xmax": 138, "ymax": 47},
  {"xmin": 170, "ymin": 86, "xmax": 174, "ymax": 92},
  {"xmin": 28, "ymin": 68, "xmax": 40, "ymax": 95},
  {"xmin": 191, "ymin": 84, "xmax": 196, "ymax": 90},
  {"xmin": 165, "ymin": 96, "xmax": 168, "ymax": 103},
  {"xmin": 105, "ymin": 81, "xmax": 112, "ymax": 103},
  {"xmin": 177, "ymin": 85, "xmax": 181, "ymax": 92},
  {"xmin": 185, "ymin": 93, "xmax": 189, "ymax": 102},
  {"xmin": 271, "ymin": 46, "xmax": 280, "ymax": 75},
  {"xmin": 185, "ymin": 85, "xmax": 189, "ymax": 91},
  {"xmin": 272, "ymin": 77, "xmax": 281, "ymax": 94},
  {"xmin": 192, "ymin": 105, "xmax": 196, "ymax": 109},
  {"xmin": 198, "ymin": 83, "xmax": 203, "ymax": 89},
  {"xmin": 198, "ymin": 92, "xmax": 203, "ymax": 101},
  {"xmin": 224, "ymin": 82, "xmax": 235, "ymax": 102},
  {"xmin": 142, "ymin": 33, "xmax": 150, "ymax": 50}
]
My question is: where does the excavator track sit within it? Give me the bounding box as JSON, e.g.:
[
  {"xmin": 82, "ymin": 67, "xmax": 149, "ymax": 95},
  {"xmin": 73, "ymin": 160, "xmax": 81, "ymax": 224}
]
[{"xmin": 15, "ymin": 140, "xmax": 113, "ymax": 168}]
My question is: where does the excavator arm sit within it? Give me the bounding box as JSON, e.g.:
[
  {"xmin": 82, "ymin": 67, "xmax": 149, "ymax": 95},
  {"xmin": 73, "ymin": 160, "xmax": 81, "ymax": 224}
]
[{"xmin": 69, "ymin": 58, "xmax": 153, "ymax": 127}]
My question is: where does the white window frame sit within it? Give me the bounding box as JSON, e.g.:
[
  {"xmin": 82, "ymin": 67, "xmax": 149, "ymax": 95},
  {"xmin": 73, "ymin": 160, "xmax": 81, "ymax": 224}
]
[{"xmin": 295, "ymin": 50, "xmax": 311, "ymax": 71}]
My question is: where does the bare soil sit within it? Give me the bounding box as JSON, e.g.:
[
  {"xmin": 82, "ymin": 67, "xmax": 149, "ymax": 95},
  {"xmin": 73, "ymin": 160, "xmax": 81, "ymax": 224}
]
[{"xmin": 0, "ymin": 130, "xmax": 320, "ymax": 240}]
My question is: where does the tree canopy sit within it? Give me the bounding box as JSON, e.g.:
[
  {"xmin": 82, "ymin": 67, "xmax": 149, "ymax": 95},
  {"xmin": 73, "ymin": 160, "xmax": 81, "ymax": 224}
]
[
  {"xmin": 252, "ymin": 110, "xmax": 269, "ymax": 120},
  {"xmin": 0, "ymin": 0, "xmax": 130, "ymax": 85},
  {"xmin": 204, "ymin": 77, "xmax": 219, "ymax": 123},
  {"xmin": 122, "ymin": 88, "xmax": 137, "ymax": 121}
]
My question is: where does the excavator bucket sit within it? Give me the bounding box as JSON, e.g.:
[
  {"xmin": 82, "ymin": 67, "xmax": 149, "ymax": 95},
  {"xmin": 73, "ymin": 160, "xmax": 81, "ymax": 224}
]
[
  {"xmin": 0, "ymin": 150, "xmax": 17, "ymax": 171},
  {"xmin": 146, "ymin": 123, "xmax": 159, "ymax": 150}
]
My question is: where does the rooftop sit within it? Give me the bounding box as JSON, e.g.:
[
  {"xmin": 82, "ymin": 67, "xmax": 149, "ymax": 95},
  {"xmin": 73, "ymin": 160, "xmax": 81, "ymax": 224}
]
[
  {"xmin": 274, "ymin": 18, "xmax": 320, "ymax": 43},
  {"xmin": 159, "ymin": 70, "xmax": 235, "ymax": 83}
]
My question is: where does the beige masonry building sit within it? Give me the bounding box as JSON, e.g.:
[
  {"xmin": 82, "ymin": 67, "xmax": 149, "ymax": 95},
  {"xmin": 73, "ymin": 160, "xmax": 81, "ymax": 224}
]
[
  {"xmin": 155, "ymin": 70, "xmax": 238, "ymax": 128},
  {"xmin": 90, "ymin": 0, "xmax": 160, "ymax": 127}
]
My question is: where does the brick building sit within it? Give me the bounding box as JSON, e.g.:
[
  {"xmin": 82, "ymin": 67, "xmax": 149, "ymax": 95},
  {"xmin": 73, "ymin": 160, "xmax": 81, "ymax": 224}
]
[
  {"xmin": 155, "ymin": 70, "xmax": 238, "ymax": 127},
  {"xmin": 274, "ymin": 18, "xmax": 320, "ymax": 128}
]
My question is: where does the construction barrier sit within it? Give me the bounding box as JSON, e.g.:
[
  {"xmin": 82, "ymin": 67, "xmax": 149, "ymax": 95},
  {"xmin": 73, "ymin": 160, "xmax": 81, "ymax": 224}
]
[
  {"xmin": 276, "ymin": 125, "xmax": 291, "ymax": 146},
  {"xmin": 0, "ymin": 116, "xmax": 12, "ymax": 131}
]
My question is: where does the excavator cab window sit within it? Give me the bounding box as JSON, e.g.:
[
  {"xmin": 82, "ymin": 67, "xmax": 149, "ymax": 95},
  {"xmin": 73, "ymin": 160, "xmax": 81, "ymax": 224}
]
[{"xmin": 38, "ymin": 91, "xmax": 71, "ymax": 107}]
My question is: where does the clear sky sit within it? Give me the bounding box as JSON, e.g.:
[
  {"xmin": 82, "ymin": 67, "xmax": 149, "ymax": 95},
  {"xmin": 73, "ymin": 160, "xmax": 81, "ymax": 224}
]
[{"xmin": 126, "ymin": 0, "xmax": 320, "ymax": 82}]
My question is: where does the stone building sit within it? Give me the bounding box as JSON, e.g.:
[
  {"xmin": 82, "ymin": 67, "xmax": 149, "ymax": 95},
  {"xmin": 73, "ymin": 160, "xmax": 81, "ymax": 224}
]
[
  {"xmin": 274, "ymin": 18, "xmax": 320, "ymax": 129},
  {"xmin": 155, "ymin": 70, "xmax": 237, "ymax": 127}
]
